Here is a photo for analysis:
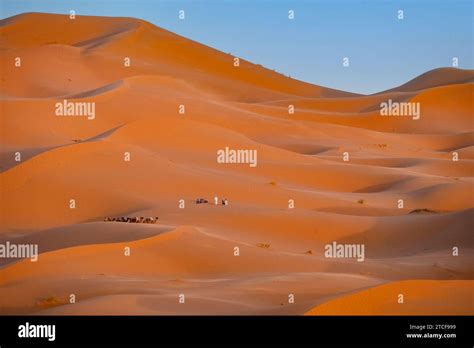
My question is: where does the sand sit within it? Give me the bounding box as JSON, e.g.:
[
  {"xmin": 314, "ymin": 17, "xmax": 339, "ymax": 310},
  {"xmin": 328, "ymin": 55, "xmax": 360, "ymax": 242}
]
[{"xmin": 0, "ymin": 13, "xmax": 473, "ymax": 315}]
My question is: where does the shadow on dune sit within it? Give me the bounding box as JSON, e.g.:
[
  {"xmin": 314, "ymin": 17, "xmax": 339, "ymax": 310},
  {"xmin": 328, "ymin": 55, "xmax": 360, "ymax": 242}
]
[
  {"xmin": 0, "ymin": 124, "xmax": 125, "ymax": 173},
  {"xmin": 0, "ymin": 221, "xmax": 175, "ymax": 267},
  {"xmin": 335, "ymin": 208, "xmax": 474, "ymax": 258}
]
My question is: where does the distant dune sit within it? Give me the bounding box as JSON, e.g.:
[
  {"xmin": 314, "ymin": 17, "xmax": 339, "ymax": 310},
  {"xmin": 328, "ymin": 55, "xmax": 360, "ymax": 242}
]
[
  {"xmin": 0, "ymin": 13, "xmax": 472, "ymax": 315},
  {"xmin": 380, "ymin": 67, "xmax": 474, "ymax": 93}
]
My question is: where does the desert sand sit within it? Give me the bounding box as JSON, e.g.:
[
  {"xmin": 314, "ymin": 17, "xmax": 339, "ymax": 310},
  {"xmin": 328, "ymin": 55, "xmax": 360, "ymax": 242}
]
[{"xmin": 0, "ymin": 13, "xmax": 473, "ymax": 315}]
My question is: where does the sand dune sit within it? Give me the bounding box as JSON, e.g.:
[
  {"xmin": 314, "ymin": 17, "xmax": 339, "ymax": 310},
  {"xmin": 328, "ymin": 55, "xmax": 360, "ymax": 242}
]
[
  {"xmin": 305, "ymin": 280, "xmax": 474, "ymax": 315},
  {"xmin": 381, "ymin": 67, "xmax": 474, "ymax": 93},
  {"xmin": 0, "ymin": 13, "xmax": 472, "ymax": 315}
]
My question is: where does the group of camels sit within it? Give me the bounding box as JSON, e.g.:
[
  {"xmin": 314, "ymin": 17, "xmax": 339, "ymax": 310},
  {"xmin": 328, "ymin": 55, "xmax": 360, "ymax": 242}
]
[{"xmin": 103, "ymin": 216, "xmax": 158, "ymax": 224}]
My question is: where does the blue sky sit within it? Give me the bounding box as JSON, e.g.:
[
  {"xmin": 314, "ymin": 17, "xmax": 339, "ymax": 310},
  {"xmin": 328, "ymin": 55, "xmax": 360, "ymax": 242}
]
[{"xmin": 1, "ymin": 0, "xmax": 472, "ymax": 94}]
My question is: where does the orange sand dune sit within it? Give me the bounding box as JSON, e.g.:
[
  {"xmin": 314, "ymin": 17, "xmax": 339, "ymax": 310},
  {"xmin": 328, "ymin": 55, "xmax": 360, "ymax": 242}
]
[
  {"xmin": 305, "ymin": 280, "xmax": 474, "ymax": 315},
  {"xmin": 380, "ymin": 67, "xmax": 474, "ymax": 93},
  {"xmin": 0, "ymin": 13, "xmax": 472, "ymax": 315},
  {"xmin": 1, "ymin": 12, "xmax": 353, "ymax": 100}
]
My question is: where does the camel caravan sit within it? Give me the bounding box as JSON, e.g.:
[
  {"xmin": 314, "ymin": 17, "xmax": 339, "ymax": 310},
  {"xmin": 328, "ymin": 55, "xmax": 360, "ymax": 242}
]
[{"xmin": 104, "ymin": 216, "xmax": 159, "ymax": 224}]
